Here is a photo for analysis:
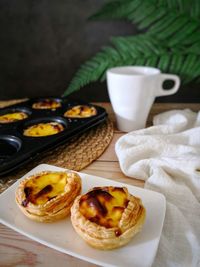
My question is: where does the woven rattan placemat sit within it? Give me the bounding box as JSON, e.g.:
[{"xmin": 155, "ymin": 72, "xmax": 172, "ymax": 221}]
[{"xmin": 0, "ymin": 100, "xmax": 114, "ymax": 193}]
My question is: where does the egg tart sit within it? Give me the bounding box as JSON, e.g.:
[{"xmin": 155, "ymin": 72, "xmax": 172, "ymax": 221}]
[
  {"xmin": 64, "ymin": 105, "xmax": 97, "ymax": 118},
  {"xmin": 71, "ymin": 186, "xmax": 146, "ymax": 250},
  {"xmin": 23, "ymin": 122, "xmax": 64, "ymax": 137},
  {"xmin": 15, "ymin": 171, "xmax": 81, "ymax": 222},
  {"xmin": 32, "ymin": 99, "xmax": 61, "ymax": 110},
  {"xmin": 0, "ymin": 112, "xmax": 28, "ymax": 123}
]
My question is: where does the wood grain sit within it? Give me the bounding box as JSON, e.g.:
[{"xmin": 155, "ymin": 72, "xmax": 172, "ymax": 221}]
[{"xmin": 0, "ymin": 102, "xmax": 199, "ymax": 267}]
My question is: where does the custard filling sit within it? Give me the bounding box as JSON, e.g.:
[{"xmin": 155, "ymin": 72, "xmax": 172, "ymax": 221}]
[
  {"xmin": 79, "ymin": 187, "xmax": 129, "ymax": 229},
  {"xmin": 0, "ymin": 112, "xmax": 28, "ymax": 123},
  {"xmin": 22, "ymin": 172, "xmax": 68, "ymax": 206},
  {"xmin": 23, "ymin": 122, "xmax": 64, "ymax": 137},
  {"xmin": 64, "ymin": 105, "xmax": 96, "ymax": 118}
]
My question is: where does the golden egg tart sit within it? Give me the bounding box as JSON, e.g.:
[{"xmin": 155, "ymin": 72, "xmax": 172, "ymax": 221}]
[
  {"xmin": 15, "ymin": 171, "xmax": 81, "ymax": 222},
  {"xmin": 23, "ymin": 122, "xmax": 64, "ymax": 137},
  {"xmin": 64, "ymin": 105, "xmax": 97, "ymax": 118},
  {"xmin": 0, "ymin": 112, "xmax": 28, "ymax": 123},
  {"xmin": 32, "ymin": 99, "xmax": 61, "ymax": 110},
  {"xmin": 71, "ymin": 186, "xmax": 146, "ymax": 250}
]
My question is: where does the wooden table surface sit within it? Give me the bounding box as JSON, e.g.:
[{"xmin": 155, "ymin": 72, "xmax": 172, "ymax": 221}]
[{"xmin": 0, "ymin": 102, "xmax": 199, "ymax": 267}]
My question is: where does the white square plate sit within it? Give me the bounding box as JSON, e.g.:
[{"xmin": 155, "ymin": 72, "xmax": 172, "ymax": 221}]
[{"xmin": 0, "ymin": 164, "xmax": 166, "ymax": 267}]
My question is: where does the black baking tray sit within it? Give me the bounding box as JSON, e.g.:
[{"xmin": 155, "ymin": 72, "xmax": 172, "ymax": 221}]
[{"xmin": 0, "ymin": 97, "xmax": 107, "ymax": 176}]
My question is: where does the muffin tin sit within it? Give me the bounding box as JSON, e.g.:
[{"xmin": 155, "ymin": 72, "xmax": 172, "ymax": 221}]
[{"xmin": 0, "ymin": 97, "xmax": 107, "ymax": 176}]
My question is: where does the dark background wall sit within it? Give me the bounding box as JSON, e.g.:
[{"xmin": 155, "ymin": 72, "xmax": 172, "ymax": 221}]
[{"xmin": 0, "ymin": 0, "xmax": 199, "ymax": 102}]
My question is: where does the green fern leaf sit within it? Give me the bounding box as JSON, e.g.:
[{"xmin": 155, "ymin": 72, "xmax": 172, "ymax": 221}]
[
  {"xmin": 91, "ymin": 0, "xmax": 200, "ymax": 21},
  {"xmin": 168, "ymin": 21, "xmax": 198, "ymax": 46},
  {"xmin": 136, "ymin": 9, "xmax": 166, "ymax": 29},
  {"xmin": 90, "ymin": 0, "xmax": 200, "ymax": 46},
  {"xmin": 89, "ymin": 0, "xmax": 141, "ymax": 20},
  {"xmin": 158, "ymin": 54, "xmax": 171, "ymax": 70},
  {"xmin": 127, "ymin": 2, "xmax": 156, "ymax": 24},
  {"xmin": 180, "ymin": 54, "xmax": 200, "ymax": 83},
  {"xmin": 63, "ymin": 34, "xmax": 200, "ymax": 96},
  {"xmin": 63, "ymin": 59, "xmax": 109, "ymax": 97},
  {"xmin": 187, "ymin": 42, "xmax": 200, "ymax": 55},
  {"xmin": 151, "ymin": 16, "xmax": 188, "ymax": 38},
  {"xmin": 190, "ymin": 0, "xmax": 200, "ymax": 19}
]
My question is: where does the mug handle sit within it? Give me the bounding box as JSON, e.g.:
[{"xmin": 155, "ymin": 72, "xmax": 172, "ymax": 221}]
[{"xmin": 157, "ymin": 74, "xmax": 180, "ymax": 96}]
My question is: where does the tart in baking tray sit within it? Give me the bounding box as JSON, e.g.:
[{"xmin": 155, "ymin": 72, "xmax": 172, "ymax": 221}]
[
  {"xmin": 71, "ymin": 186, "xmax": 146, "ymax": 250},
  {"xmin": 15, "ymin": 171, "xmax": 81, "ymax": 222},
  {"xmin": 32, "ymin": 99, "xmax": 61, "ymax": 110},
  {"xmin": 0, "ymin": 112, "xmax": 28, "ymax": 123},
  {"xmin": 23, "ymin": 122, "xmax": 64, "ymax": 137},
  {"xmin": 64, "ymin": 105, "xmax": 97, "ymax": 118}
]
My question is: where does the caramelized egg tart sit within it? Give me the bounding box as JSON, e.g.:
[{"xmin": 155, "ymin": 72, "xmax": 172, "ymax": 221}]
[
  {"xmin": 32, "ymin": 99, "xmax": 61, "ymax": 110},
  {"xmin": 23, "ymin": 122, "xmax": 64, "ymax": 137},
  {"xmin": 15, "ymin": 171, "xmax": 81, "ymax": 222},
  {"xmin": 64, "ymin": 105, "xmax": 97, "ymax": 118},
  {"xmin": 71, "ymin": 186, "xmax": 146, "ymax": 250},
  {"xmin": 0, "ymin": 112, "xmax": 28, "ymax": 123}
]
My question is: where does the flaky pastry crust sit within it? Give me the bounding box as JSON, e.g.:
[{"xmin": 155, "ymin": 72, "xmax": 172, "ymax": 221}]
[
  {"xmin": 71, "ymin": 186, "xmax": 146, "ymax": 250},
  {"xmin": 15, "ymin": 171, "xmax": 81, "ymax": 222}
]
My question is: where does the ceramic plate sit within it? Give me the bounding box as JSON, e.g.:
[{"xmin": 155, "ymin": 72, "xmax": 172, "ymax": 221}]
[{"xmin": 0, "ymin": 164, "xmax": 166, "ymax": 267}]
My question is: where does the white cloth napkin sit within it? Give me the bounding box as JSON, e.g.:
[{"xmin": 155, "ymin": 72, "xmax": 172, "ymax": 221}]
[{"xmin": 115, "ymin": 109, "xmax": 200, "ymax": 267}]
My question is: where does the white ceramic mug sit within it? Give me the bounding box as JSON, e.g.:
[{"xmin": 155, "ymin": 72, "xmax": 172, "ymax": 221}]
[{"xmin": 106, "ymin": 66, "xmax": 180, "ymax": 132}]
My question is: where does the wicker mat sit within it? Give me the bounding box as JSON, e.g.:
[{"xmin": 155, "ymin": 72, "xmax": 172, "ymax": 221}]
[{"xmin": 0, "ymin": 100, "xmax": 114, "ymax": 193}]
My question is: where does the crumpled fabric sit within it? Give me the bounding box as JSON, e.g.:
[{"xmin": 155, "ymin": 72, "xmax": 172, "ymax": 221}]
[{"xmin": 115, "ymin": 109, "xmax": 200, "ymax": 267}]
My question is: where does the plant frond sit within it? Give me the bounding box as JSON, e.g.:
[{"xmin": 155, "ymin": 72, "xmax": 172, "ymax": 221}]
[
  {"xmin": 91, "ymin": 0, "xmax": 200, "ymax": 21},
  {"xmin": 187, "ymin": 42, "xmax": 200, "ymax": 55},
  {"xmin": 90, "ymin": 0, "xmax": 200, "ymax": 46},
  {"xmin": 62, "ymin": 55, "xmax": 109, "ymax": 97},
  {"xmin": 89, "ymin": 0, "xmax": 141, "ymax": 20},
  {"xmin": 63, "ymin": 34, "xmax": 200, "ymax": 96}
]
